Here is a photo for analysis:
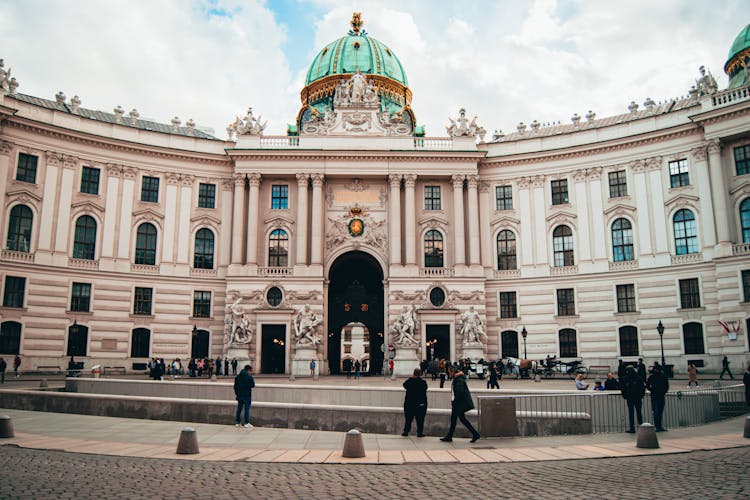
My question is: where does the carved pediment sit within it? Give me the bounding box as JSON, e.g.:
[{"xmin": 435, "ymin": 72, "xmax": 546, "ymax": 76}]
[
  {"xmin": 190, "ymin": 214, "xmax": 222, "ymax": 226},
  {"xmin": 664, "ymin": 193, "xmax": 700, "ymax": 211},
  {"xmin": 6, "ymin": 188, "xmax": 42, "ymax": 204},
  {"xmin": 729, "ymin": 179, "xmax": 750, "ymax": 196},
  {"xmin": 490, "ymin": 215, "xmax": 521, "ymax": 228},
  {"xmin": 603, "ymin": 203, "xmax": 636, "ymax": 216},
  {"xmin": 132, "ymin": 206, "xmax": 164, "ymax": 220},
  {"xmin": 545, "ymin": 210, "xmax": 577, "ymax": 223},
  {"xmin": 71, "ymin": 200, "xmax": 106, "ymax": 213},
  {"xmin": 263, "ymin": 215, "xmax": 295, "ymax": 227},
  {"xmin": 418, "ymin": 215, "xmax": 449, "ymax": 227}
]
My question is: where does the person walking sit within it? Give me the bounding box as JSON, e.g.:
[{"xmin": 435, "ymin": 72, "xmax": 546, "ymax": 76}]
[
  {"xmin": 719, "ymin": 355, "xmax": 734, "ymax": 380},
  {"xmin": 621, "ymin": 365, "xmax": 646, "ymax": 433},
  {"xmin": 233, "ymin": 364, "xmax": 255, "ymax": 428},
  {"xmin": 438, "ymin": 358, "xmax": 447, "ymax": 388},
  {"xmin": 224, "ymin": 358, "xmax": 230, "ymax": 377},
  {"xmin": 309, "ymin": 359, "xmax": 316, "ymax": 377},
  {"xmin": 402, "ymin": 368, "xmax": 428, "ymax": 437},
  {"xmin": 231, "ymin": 358, "xmax": 238, "ymax": 376},
  {"xmin": 13, "ymin": 354, "xmax": 21, "ymax": 378},
  {"xmin": 687, "ymin": 363, "xmax": 699, "ymax": 388},
  {"xmin": 441, "ymin": 370, "xmax": 480, "ymax": 443},
  {"xmin": 744, "ymin": 363, "xmax": 750, "ymax": 406},
  {"xmin": 647, "ymin": 363, "xmax": 669, "ymax": 432},
  {"xmin": 0, "ymin": 357, "xmax": 6, "ymax": 384},
  {"xmin": 215, "ymin": 356, "xmax": 222, "ymax": 376},
  {"xmin": 487, "ymin": 362, "xmax": 500, "ymax": 389},
  {"xmin": 354, "ymin": 359, "xmax": 361, "ymax": 380}
]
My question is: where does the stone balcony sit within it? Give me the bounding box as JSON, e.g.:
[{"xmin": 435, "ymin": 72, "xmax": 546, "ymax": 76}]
[
  {"xmin": 258, "ymin": 266, "xmax": 292, "ymax": 277},
  {"xmin": 732, "ymin": 243, "xmax": 750, "ymax": 256},
  {"xmin": 419, "ymin": 267, "xmax": 455, "ymax": 277},
  {"xmin": 670, "ymin": 253, "xmax": 703, "ymax": 265},
  {"xmin": 1, "ymin": 249, "xmax": 33, "ymax": 262},
  {"xmin": 68, "ymin": 257, "xmax": 99, "ymax": 270}
]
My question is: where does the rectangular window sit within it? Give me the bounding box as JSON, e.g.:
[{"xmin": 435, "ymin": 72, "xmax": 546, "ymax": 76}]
[
  {"xmin": 495, "ymin": 185, "xmax": 513, "ymax": 210},
  {"xmin": 133, "ymin": 287, "xmax": 153, "ymax": 315},
  {"xmin": 271, "ymin": 185, "xmax": 289, "ymax": 210},
  {"xmin": 198, "ymin": 183, "xmax": 216, "ymax": 209},
  {"xmin": 556, "ymin": 288, "xmax": 575, "ymax": 316},
  {"xmin": 743, "ymin": 270, "xmax": 750, "ymax": 303},
  {"xmin": 193, "ymin": 291, "xmax": 211, "ymax": 318},
  {"xmin": 559, "ymin": 329, "xmax": 578, "ymax": 358},
  {"xmin": 616, "ymin": 284, "xmax": 636, "ymax": 313},
  {"xmin": 2, "ymin": 276, "xmax": 26, "ymax": 308},
  {"xmin": 679, "ymin": 278, "xmax": 701, "ymax": 309},
  {"xmin": 141, "ymin": 176, "xmax": 160, "ymax": 202},
  {"xmin": 734, "ymin": 145, "xmax": 750, "ymax": 176},
  {"xmin": 608, "ymin": 170, "xmax": 628, "ymax": 198},
  {"xmin": 669, "ymin": 159, "xmax": 690, "ymax": 188},
  {"xmin": 80, "ymin": 166, "xmax": 100, "ymax": 195},
  {"xmin": 498, "ymin": 292, "xmax": 517, "ymax": 318},
  {"xmin": 70, "ymin": 282, "xmax": 92, "ymax": 312},
  {"xmin": 16, "ymin": 153, "xmax": 38, "ymax": 184},
  {"xmin": 424, "ymin": 186, "xmax": 441, "ymax": 210},
  {"xmin": 551, "ymin": 179, "xmax": 569, "ymax": 205}
]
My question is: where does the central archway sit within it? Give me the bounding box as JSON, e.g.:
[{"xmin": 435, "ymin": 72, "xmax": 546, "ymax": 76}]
[{"xmin": 327, "ymin": 251, "xmax": 384, "ymax": 375}]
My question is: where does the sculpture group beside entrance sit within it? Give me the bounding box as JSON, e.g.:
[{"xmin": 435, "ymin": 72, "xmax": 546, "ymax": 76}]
[
  {"xmin": 460, "ymin": 306, "xmax": 486, "ymax": 345},
  {"xmin": 226, "ymin": 297, "xmax": 253, "ymax": 346},
  {"xmin": 293, "ymin": 304, "xmax": 323, "ymax": 346},
  {"xmin": 390, "ymin": 305, "xmax": 418, "ymax": 347}
]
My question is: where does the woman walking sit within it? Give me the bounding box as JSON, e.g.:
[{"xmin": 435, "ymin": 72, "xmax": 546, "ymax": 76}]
[{"xmin": 441, "ymin": 370, "xmax": 480, "ymax": 443}]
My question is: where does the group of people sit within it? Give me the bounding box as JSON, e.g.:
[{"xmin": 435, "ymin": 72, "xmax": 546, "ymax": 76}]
[
  {"xmin": 342, "ymin": 358, "xmax": 365, "ymax": 379},
  {"xmin": 619, "ymin": 360, "xmax": 671, "ymax": 433},
  {"xmin": 0, "ymin": 355, "xmax": 22, "ymax": 383},
  {"xmin": 147, "ymin": 357, "xmax": 241, "ymax": 380}
]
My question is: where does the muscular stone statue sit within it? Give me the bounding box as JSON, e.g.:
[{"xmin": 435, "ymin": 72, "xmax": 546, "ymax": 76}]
[
  {"xmin": 391, "ymin": 305, "xmax": 418, "ymax": 346},
  {"xmin": 460, "ymin": 306, "xmax": 486, "ymax": 345},
  {"xmin": 294, "ymin": 304, "xmax": 322, "ymax": 346},
  {"xmin": 349, "ymin": 69, "xmax": 367, "ymax": 103},
  {"xmin": 227, "ymin": 297, "xmax": 252, "ymax": 345}
]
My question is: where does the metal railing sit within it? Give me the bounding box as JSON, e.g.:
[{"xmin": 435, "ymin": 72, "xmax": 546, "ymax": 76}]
[{"xmin": 506, "ymin": 384, "xmax": 743, "ymax": 434}]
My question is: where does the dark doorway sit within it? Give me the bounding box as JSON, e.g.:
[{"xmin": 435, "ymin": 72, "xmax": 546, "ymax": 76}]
[
  {"xmin": 191, "ymin": 329, "xmax": 210, "ymax": 359},
  {"xmin": 327, "ymin": 251, "xmax": 384, "ymax": 375},
  {"xmin": 426, "ymin": 324, "xmax": 450, "ymax": 361},
  {"xmin": 66, "ymin": 324, "xmax": 88, "ymax": 357},
  {"xmin": 261, "ymin": 324, "xmax": 286, "ymax": 374},
  {"xmin": 0, "ymin": 321, "xmax": 22, "ymax": 354},
  {"xmin": 501, "ymin": 330, "xmax": 519, "ymax": 358}
]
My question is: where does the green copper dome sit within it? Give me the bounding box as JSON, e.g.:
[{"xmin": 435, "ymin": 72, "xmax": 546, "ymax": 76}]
[
  {"xmin": 305, "ymin": 23, "xmax": 407, "ymax": 86},
  {"xmin": 725, "ymin": 23, "xmax": 750, "ymax": 89}
]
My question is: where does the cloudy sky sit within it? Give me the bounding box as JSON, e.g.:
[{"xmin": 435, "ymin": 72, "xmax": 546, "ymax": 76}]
[{"xmin": 0, "ymin": 0, "xmax": 746, "ymax": 138}]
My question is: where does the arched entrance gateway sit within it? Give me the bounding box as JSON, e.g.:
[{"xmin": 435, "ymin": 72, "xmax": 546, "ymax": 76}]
[{"xmin": 327, "ymin": 251, "xmax": 384, "ymax": 375}]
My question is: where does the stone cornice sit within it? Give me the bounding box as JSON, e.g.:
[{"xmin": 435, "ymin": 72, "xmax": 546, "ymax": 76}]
[
  {"xmin": 480, "ymin": 124, "xmax": 699, "ymax": 167},
  {"xmin": 226, "ymin": 148, "xmax": 486, "ymax": 163},
  {"xmin": 5, "ymin": 117, "xmax": 231, "ymax": 167}
]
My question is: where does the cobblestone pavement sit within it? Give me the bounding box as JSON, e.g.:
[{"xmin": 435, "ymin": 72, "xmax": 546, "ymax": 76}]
[{"xmin": 1, "ymin": 446, "xmax": 747, "ymax": 499}]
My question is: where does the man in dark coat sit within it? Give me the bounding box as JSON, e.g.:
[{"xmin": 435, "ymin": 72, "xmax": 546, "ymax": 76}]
[
  {"xmin": 0, "ymin": 357, "xmax": 6, "ymax": 384},
  {"xmin": 647, "ymin": 363, "xmax": 669, "ymax": 431},
  {"xmin": 617, "ymin": 360, "xmax": 626, "ymax": 383},
  {"xmin": 233, "ymin": 364, "xmax": 255, "ymax": 428},
  {"xmin": 441, "ymin": 370, "xmax": 480, "ymax": 443},
  {"xmin": 402, "ymin": 368, "xmax": 428, "ymax": 437},
  {"xmin": 636, "ymin": 358, "xmax": 647, "ymax": 383},
  {"xmin": 621, "ymin": 365, "xmax": 646, "ymax": 433},
  {"xmin": 719, "ymin": 355, "xmax": 734, "ymax": 380}
]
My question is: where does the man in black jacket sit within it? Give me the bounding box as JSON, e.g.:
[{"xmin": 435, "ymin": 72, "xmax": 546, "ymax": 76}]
[
  {"xmin": 441, "ymin": 370, "xmax": 480, "ymax": 443},
  {"xmin": 621, "ymin": 366, "xmax": 646, "ymax": 433},
  {"xmin": 647, "ymin": 363, "xmax": 669, "ymax": 432},
  {"xmin": 234, "ymin": 364, "xmax": 255, "ymax": 428},
  {"xmin": 402, "ymin": 368, "xmax": 428, "ymax": 437}
]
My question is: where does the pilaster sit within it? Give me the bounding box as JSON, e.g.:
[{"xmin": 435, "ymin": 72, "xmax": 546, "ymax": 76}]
[{"xmin": 404, "ymin": 174, "xmax": 417, "ymax": 266}]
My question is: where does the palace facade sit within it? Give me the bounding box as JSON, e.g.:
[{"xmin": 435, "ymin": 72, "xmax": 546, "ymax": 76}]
[{"xmin": 0, "ymin": 18, "xmax": 749, "ymax": 375}]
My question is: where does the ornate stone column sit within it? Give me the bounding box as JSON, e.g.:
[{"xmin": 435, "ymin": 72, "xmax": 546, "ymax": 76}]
[
  {"xmin": 707, "ymin": 140, "xmax": 730, "ymax": 246},
  {"xmin": 452, "ymin": 174, "xmax": 466, "ymax": 266},
  {"xmin": 176, "ymin": 175, "xmax": 194, "ymax": 264},
  {"xmin": 231, "ymin": 174, "xmax": 245, "ymax": 264},
  {"xmin": 117, "ymin": 167, "xmax": 137, "ymax": 260},
  {"xmin": 162, "ymin": 173, "xmax": 181, "ymax": 264},
  {"xmin": 246, "ymin": 173, "xmax": 261, "ymax": 265},
  {"xmin": 0, "ymin": 141, "xmax": 13, "ymax": 239},
  {"xmin": 404, "ymin": 174, "xmax": 417, "ymax": 265},
  {"xmin": 691, "ymin": 146, "xmax": 717, "ymax": 248},
  {"xmin": 310, "ymin": 173, "xmax": 324, "ymax": 265},
  {"xmin": 101, "ymin": 164, "xmax": 122, "ymax": 259},
  {"xmin": 389, "ymin": 174, "xmax": 402, "ymax": 265},
  {"xmin": 296, "ymin": 173, "xmax": 309, "ymax": 266},
  {"xmin": 478, "ymin": 181, "xmax": 491, "ymax": 268},
  {"xmin": 467, "ymin": 175, "xmax": 480, "ymax": 266}
]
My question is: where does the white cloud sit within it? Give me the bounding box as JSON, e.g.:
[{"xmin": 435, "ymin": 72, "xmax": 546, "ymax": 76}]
[{"xmin": 0, "ymin": 0, "xmax": 745, "ymax": 138}]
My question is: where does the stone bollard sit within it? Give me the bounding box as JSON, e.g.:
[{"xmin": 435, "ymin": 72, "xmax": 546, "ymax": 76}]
[
  {"xmin": 176, "ymin": 427, "xmax": 200, "ymax": 454},
  {"xmin": 342, "ymin": 429, "xmax": 366, "ymax": 458},
  {"xmin": 636, "ymin": 423, "xmax": 659, "ymax": 449},
  {"xmin": 744, "ymin": 416, "xmax": 750, "ymax": 438},
  {"xmin": 0, "ymin": 415, "xmax": 14, "ymax": 438},
  {"xmin": 39, "ymin": 378, "xmax": 48, "ymax": 389}
]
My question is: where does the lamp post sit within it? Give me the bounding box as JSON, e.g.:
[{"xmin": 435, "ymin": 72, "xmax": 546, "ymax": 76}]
[
  {"xmin": 656, "ymin": 320, "xmax": 665, "ymax": 369},
  {"xmin": 521, "ymin": 325, "xmax": 528, "ymax": 359}
]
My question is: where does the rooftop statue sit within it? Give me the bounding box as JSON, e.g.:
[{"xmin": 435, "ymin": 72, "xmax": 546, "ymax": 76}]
[
  {"xmin": 695, "ymin": 65, "xmax": 718, "ymax": 95},
  {"xmin": 227, "ymin": 106, "xmax": 267, "ymax": 140},
  {"xmin": 294, "ymin": 304, "xmax": 322, "ymax": 346},
  {"xmin": 0, "ymin": 59, "xmax": 12, "ymax": 93},
  {"xmin": 446, "ymin": 108, "xmax": 486, "ymax": 141}
]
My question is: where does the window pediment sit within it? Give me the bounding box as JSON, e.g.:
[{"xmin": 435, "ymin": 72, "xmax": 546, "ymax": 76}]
[
  {"xmin": 191, "ymin": 214, "xmax": 222, "ymax": 226},
  {"xmin": 729, "ymin": 179, "xmax": 750, "ymax": 196},
  {"xmin": 664, "ymin": 193, "xmax": 699, "ymax": 211},
  {"xmin": 490, "ymin": 215, "xmax": 521, "ymax": 228},
  {"xmin": 132, "ymin": 207, "xmax": 164, "ymax": 221},
  {"xmin": 6, "ymin": 188, "xmax": 42, "ymax": 204},
  {"xmin": 545, "ymin": 210, "xmax": 577, "ymax": 224},
  {"xmin": 71, "ymin": 200, "xmax": 105, "ymax": 213},
  {"xmin": 263, "ymin": 215, "xmax": 295, "ymax": 226},
  {"xmin": 603, "ymin": 203, "xmax": 636, "ymax": 217},
  {"xmin": 418, "ymin": 215, "xmax": 449, "ymax": 228}
]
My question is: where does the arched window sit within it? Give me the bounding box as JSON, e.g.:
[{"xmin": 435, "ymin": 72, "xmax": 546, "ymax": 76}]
[
  {"xmin": 673, "ymin": 209, "xmax": 698, "ymax": 255},
  {"xmin": 611, "ymin": 218, "xmax": 634, "ymax": 262},
  {"xmin": 683, "ymin": 322, "xmax": 705, "ymax": 354},
  {"xmin": 66, "ymin": 323, "xmax": 88, "ymax": 357},
  {"xmin": 7, "ymin": 205, "xmax": 33, "ymax": 252},
  {"xmin": 268, "ymin": 229, "xmax": 288, "ymax": 267},
  {"xmin": 193, "ymin": 228, "xmax": 214, "ymax": 269},
  {"xmin": 73, "ymin": 215, "xmax": 97, "ymax": 260},
  {"xmin": 619, "ymin": 326, "xmax": 639, "ymax": 356},
  {"xmin": 0, "ymin": 321, "xmax": 22, "ymax": 355},
  {"xmin": 552, "ymin": 225, "xmax": 574, "ymax": 267},
  {"xmin": 424, "ymin": 230, "xmax": 444, "ymax": 267},
  {"xmin": 131, "ymin": 328, "xmax": 151, "ymax": 358},
  {"xmin": 135, "ymin": 223, "xmax": 157, "ymax": 265},
  {"xmin": 740, "ymin": 198, "xmax": 750, "ymax": 243},
  {"xmin": 496, "ymin": 230, "xmax": 517, "ymax": 270},
  {"xmin": 559, "ymin": 328, "xmax": 578, "ymax": 357},
  {"xmin": 500, "ymin": 330, "xmax": 519, "ymax": 358}
]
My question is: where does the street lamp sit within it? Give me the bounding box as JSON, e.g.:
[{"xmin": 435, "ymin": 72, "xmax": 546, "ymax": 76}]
[
  {"xmin": 521, "ymin": 325, "xmax": 528, "ymax": 359},
  {"xmin": 656, "ymin": 320, "xmax": 665, "ymax": 369}
]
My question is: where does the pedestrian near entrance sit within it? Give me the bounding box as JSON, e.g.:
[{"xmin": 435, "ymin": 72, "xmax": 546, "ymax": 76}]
[
  {"xmin": 231, "ymin": 358, "xmax": 238, "ymax": 376},
  {"xmin": 224, "ymin": 358, "xmax": 230, "ymax": 377},
  {"xmin": 621, "ymin": 366, "xmax": 646, "ymax": 433},
  {"xmin": 441, "ymin": 370, "xmax": 480, "ymax": 443},
  {"xmin": 487, "ymin": 362, "xmax": 500, "ymax": 389},
  {"xmin": 438, "ymin": 358, "xmax": 447, "ymax": 388},
  {"xmin": 719, "ymin": 356, "xmax": 734, "ymax": 380},
  {"xmin": 617, "ymin": 359, "xmax": 626, "ymax": 383},
  {"xmin": 687, "ymin": 363, "xmax": 699, "ymax": 388},
  {"xmin": 647, "ymin": 363, "xmax": 669, "ymax": 432},
  {"xmin": 234, "ymin": 364, "xmax": 255, "ymax": 428},
  {"xmin": 402, "ymin": 368, "xmax": 428, "ymax": 437},
  {"xmin": 309, "ymin": 359, "xmax": 316, "ymax": 377},
  {"xmin": 354, "ymin": 359, "xmax": 361, "ymax": 379},
  {"xmin": 13, "ymin": 354, "xmax": 21, "ymax": 378},
  {"xmin": 744, "ymin": 363, "xmax": 750, "ymax": 405},
  {"xmin": 0, "ymin": 357, "xmax": 6, "ymax": 384},
  {"xmin": 636, "ymin": 358, "xmax": 647, "ymax": 383}
]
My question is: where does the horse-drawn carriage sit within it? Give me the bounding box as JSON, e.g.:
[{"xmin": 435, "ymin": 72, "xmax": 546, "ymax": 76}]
[{"xmin": 504, "ymin": 356, "xmax": 589, "ymax": 379}]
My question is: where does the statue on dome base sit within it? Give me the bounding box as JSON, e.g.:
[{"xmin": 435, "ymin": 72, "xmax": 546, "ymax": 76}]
[{"xmin": 695, "ymin": 66, "xmax": 718, "ymax": 96}]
